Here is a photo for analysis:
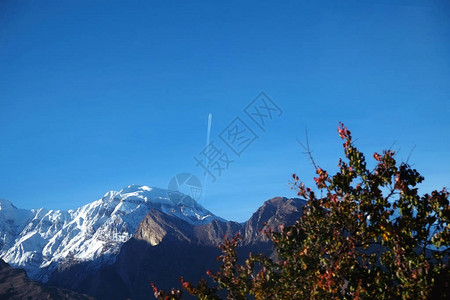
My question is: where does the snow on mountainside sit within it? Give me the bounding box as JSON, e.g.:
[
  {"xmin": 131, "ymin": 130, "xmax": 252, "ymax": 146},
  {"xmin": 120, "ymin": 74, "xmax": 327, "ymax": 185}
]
[{"xmin": 0, "ymin": 185, "xmax": 222, "ymax": 282}]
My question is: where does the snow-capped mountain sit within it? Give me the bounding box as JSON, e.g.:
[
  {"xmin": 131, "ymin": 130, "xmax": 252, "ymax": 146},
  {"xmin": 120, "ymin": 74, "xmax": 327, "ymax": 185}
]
[{"xmin": 0, "ymin": 184, "xmax": 222, "ymax": 282}]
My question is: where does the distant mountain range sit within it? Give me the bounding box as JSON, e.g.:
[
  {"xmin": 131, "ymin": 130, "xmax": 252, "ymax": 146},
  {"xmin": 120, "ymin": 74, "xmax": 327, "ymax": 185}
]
[{"xmin": 0, "ymin": 185, "xmax": 306, "ymax": 299}]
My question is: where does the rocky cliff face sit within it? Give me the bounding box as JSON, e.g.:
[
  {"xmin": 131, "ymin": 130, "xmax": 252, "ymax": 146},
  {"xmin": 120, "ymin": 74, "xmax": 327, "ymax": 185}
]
[
  {"xmin": 244, "ymin": 197, "xmax": 306, "ymax": 244},
  {"xmin": 133, "ymin": 209, "xmax": 195, "ymax": 246}
]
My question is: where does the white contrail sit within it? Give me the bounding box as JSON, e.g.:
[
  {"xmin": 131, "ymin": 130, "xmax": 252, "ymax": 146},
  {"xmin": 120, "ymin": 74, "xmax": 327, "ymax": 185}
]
[
  {"xmin": 202, "ymin": 113, "xmax": 212, "ymax": 204},
  {"xmin": 206, "ymin": 113, "xmax": 212, "ymax": 146}
]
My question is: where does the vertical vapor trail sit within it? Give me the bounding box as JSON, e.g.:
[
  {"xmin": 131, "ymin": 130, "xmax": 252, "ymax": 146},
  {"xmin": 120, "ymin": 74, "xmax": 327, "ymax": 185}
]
[
  {"xmin": 202, "ymin": 113, "xmax": 212, "ymax": 204},
  {"xmin": 206, "ymin": 113, "xmax": 212, "ymax": 146}
]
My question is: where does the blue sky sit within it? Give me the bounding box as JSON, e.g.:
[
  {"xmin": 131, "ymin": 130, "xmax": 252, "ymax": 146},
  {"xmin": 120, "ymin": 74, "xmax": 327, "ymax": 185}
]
[{"xmin": 0, "ymin": 0, "xmax": 449, "ymax": 222}]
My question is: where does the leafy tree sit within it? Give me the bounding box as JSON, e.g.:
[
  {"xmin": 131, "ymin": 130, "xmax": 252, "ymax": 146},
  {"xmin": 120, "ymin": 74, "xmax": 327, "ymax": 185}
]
[{"xmin": 153, "ymin": 123, "xmax": 449, "ymax": 299}]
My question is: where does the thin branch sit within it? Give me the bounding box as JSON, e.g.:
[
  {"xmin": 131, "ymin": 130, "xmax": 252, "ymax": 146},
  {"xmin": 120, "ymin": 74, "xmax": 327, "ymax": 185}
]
[
  {"xmin": 296, "ymin": 127, "xmax": 318, "ymax": 170},
  {"xmin": 406, "ymin": 144, "xmax": 416, "ymax": 165},
  {"xmin": 388, "ymin": 141, "xmax": 397, "ymax": 151},
  {"xmin": 384, "ymin": 187, "xmax": 397, "ymax": 203}
]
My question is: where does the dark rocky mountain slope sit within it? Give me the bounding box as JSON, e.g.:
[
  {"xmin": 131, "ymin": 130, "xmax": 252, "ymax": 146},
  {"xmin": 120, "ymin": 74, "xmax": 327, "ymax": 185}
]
[{"xmin": 0, "ymin": 258, "xmax": 94, "ymax": 300}]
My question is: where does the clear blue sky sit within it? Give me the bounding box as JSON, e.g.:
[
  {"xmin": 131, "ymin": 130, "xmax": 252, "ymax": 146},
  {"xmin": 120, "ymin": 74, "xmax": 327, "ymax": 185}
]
[{"xmin": 0, "ymin": 0, "xmax": 449, "ymax": 222}]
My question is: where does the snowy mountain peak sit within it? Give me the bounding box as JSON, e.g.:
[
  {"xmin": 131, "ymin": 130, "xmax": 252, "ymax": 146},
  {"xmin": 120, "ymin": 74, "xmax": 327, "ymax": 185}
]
[
  {"xmin": 102, "ymin": 185, "xmax": 207, "ymax": 213},
  {"xmin": 0, "ymin": 186, "xmax": 222, "ymax": 282},
  {"xmin": 119, "ymin": 184, "xmax": 152, "ymax": 193}
]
